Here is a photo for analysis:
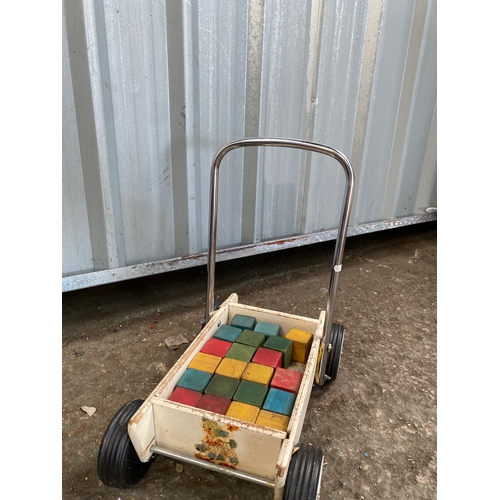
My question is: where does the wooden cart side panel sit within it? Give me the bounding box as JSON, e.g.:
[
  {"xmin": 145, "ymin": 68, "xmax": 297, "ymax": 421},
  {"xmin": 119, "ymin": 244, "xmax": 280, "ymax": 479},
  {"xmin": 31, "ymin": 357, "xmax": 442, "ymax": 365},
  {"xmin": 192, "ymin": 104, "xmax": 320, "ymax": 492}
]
[
  {"xmin": 153, "ymin": 398, "xmax": 284, "ymax": 480},
  {"xmin": 274, "ymin": 312, "xmax": 325, "ymax": 499},
  {"xmin": 285, "ymin": 312, "xmax": 325, "ymax": 441},
  {"xmin": 286, "ymin": 337, "xmax": 320, "ymax": 441},
  {"xmin": 128, "ymin": 401, "xmax": 155, "ymax": 462},
  {"xmin": 227, "ymin": 303, "xmax": 322, "ymax": 337}
]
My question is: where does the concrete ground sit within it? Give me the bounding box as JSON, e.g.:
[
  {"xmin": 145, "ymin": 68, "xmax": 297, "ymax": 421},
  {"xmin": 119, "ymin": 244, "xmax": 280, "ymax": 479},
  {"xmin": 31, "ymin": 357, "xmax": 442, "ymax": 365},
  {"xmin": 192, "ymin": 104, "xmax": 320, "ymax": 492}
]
[{"xmin": 62, "ymin": 221, "xmax": 437, "ymax": 499}]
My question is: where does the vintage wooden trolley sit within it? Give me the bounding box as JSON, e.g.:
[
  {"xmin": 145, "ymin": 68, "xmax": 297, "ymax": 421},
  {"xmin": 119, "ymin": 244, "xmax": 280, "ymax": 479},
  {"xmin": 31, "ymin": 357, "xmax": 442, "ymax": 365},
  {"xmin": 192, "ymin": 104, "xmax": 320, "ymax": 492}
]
[{"xmin": 97, "ymin": 138, "xmax": 355, "ymax": 499}]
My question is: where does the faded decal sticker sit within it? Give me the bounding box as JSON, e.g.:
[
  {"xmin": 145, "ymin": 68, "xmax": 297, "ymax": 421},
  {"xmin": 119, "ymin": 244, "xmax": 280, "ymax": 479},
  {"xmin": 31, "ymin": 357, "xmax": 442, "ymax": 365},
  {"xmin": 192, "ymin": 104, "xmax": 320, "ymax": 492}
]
[{"xmin": 195, "ymin": 418, "xmax": 239, "ymax": 468}]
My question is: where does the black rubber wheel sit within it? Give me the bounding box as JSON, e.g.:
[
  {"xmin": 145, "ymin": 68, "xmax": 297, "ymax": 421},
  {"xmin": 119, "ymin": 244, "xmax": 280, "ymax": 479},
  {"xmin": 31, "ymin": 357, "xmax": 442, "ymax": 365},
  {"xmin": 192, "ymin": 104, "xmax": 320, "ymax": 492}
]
[
  {"xmin": 325, "ymin": 323, "xmax": 344, "ymax": 382},
  {"xmin": 283, "ymin": 443, "xmax": 324, "ymax": 500},
  {"xmin": 97, "ymin": 399, "xmax": 154, "ymax": 489}
]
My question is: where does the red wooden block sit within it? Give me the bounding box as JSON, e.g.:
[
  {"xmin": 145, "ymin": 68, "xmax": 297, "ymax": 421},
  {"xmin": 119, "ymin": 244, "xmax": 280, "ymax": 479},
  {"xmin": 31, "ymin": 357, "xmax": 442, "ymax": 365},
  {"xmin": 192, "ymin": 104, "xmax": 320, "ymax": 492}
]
[
  {"xmin": 168, "ymin": 387, "xmax": 203, "ymax": 407},
  {"xmin": 252, "ymin": 347, "xmax": 282, "ymax": 370},
  {"xmin": 201, "ymin": 338, "xmax": 232, "ymax": 358},
  {"xmin": 270, "ymin": 367, "xmax": 303, "ymax": 394},
  {"xmin": 196, "ymin": 393, "xmax": 232, "ymax": 415}
]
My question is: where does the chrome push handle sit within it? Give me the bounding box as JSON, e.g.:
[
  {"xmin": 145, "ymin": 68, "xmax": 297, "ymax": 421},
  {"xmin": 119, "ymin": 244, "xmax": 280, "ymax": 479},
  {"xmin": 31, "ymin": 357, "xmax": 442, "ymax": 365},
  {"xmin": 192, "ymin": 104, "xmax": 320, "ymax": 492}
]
[{"xmin": 205, "ymin": 138, "xmax": 355, "ymax": 345}]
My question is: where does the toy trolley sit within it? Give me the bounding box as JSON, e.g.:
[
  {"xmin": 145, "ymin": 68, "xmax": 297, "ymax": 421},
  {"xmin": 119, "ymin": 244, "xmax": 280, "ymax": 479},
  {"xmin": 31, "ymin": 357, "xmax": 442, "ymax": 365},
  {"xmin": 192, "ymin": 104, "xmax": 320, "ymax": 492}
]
[{"xmin": 97, "ymin": 138, "xmax": 355, "ymax": 500}]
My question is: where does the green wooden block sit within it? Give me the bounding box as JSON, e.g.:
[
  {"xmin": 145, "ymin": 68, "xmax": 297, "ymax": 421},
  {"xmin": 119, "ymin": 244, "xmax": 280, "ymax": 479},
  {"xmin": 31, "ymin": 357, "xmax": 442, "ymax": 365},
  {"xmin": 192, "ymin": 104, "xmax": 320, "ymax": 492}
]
[
  {"xmin": 213, "ymin": 324, "xmax": 242, "ymax": 343},
  {"xmin": 225, "ymin": 343, "xmax": 256, "ymax": 363},
  {"xmin": 233, "ymin": 380, "xmax": 268, "ymax": 408},
  {"xmin": 263, "ymin": 336, "xmax": 293, "ymax": 368},
  {"xmin": 235, "ymin": 329, "xmax": 266, "ymax": 349},
  {"xmin": 254, "ymin": 321, "xmax": 280, "ymax": 338},
  {"xmin": 230, "ymin": 314, "xmax": 256, "ymax": 331},
  {"xmin": 204, "ymin": 374, "xmax": 240, "ymax": 400}
]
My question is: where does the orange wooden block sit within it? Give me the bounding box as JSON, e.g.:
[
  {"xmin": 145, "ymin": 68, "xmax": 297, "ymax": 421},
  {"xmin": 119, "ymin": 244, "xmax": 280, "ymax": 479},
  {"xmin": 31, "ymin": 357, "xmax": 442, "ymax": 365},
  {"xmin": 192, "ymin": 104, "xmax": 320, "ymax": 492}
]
[
  {"xmin": 188, "ymin": 352, "xmax": 222, "ymax": 374},
  {"xmin": 241, "ymin": 362, "xmax": 274, "ymax": 386},
  {"xmin": 256, "ymin": 409, "xmax": 290, "ymax": 432},
  {"xmin": 285, "ymin": 328, "xmax": 313, "ymax": 363},
  {"xmin": 215, "ymin": 357, "xmax": 248, "ymax": 379},
  {"xmin": 225, "ymin": 401, "xmax": 260, "ymax": 423}
]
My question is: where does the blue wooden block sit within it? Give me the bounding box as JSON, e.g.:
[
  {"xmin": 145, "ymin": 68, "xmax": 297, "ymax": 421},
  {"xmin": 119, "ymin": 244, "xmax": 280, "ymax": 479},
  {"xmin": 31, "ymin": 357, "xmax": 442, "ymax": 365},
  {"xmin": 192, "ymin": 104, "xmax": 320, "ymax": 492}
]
[
  {"xmin": 176, "ymin": 368, "xmax": 212, "ymax": 393},
  {"xmin": 254, "ymin": 321, "xmax": 280, "ymax": 338},
  {"xmin": 213, "ymin": 324, "xmax": 242, "ymax": 343},
  {"xmin": 230, "ymin": 314, "xmax": 256, "ymax": 331},
  {"xmin": 262, "ymin": 387, "xmax": 296, "ymax": 417}
]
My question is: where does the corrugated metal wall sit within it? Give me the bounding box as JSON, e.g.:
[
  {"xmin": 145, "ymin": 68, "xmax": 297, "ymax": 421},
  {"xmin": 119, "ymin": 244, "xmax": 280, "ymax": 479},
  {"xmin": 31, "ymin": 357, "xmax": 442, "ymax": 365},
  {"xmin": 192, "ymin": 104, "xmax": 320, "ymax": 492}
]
[{"xmin": 62, "ymin": 0, "xmax": 437, "ymax": 292}]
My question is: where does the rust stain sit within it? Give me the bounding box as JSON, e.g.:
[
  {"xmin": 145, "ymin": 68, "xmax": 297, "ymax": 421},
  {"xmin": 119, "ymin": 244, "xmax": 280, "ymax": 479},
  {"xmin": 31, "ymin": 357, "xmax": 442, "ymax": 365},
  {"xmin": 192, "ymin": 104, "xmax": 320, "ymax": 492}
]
[
  {"xmin": 195, "ymin": 418, "xmax": 239, "ymax": 468},
  {"xmin": 276, "ymin": 461, "xmax": 287, "ymax": 479}
]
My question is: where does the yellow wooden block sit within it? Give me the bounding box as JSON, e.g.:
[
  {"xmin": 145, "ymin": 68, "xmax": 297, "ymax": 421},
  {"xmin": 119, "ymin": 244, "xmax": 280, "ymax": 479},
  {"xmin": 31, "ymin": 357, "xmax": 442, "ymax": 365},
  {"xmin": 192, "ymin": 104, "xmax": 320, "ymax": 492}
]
[
  {"xmin": 188, "ymin": 352, "xmax": 222, "ymax": 374},
  {"xmin": 241, "ymin": 362, "xmax": 274, "ymax": 385},
  {"xmin": 215, "ymin": 357, "xmax": 248, "ymax": 379},
  {"xmin": 256, "ymin": 409, "xmax": 290, "ymax": 432},
  {"xmin": 285, "ymin": 328, "xmax": 313, "ymax": 363},
  {"xmin": 225, "ymin": 401, "xmax": 260, "ymax": 423}
]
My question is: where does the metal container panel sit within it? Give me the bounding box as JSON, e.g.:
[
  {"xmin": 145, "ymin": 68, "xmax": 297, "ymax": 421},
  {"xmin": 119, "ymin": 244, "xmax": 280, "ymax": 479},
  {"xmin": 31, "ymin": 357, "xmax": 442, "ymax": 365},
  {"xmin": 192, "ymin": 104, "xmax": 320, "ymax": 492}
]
[
  {"xmin": 63, "ymin": 8, "xmax": 94, "ymax": 276},
  {"xmin": 62, "ymin": 0, "xmax": 437, "ymax": 291}
]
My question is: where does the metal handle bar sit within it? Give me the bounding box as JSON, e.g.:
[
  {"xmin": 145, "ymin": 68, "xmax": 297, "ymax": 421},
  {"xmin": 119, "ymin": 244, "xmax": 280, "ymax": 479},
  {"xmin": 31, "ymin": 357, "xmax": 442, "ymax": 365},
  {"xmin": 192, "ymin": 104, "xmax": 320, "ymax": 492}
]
[{"xmin": 205, "ymin": 138, "xmax": 355, "ymax": 342}]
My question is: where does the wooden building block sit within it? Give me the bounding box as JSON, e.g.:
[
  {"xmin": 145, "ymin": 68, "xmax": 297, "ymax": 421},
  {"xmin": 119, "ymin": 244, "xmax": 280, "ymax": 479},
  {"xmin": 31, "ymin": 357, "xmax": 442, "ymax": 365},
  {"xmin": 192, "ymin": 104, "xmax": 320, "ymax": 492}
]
[
  {"xmin": 213, "ymin": 324, "xmax": 242, "ymax": 343},
  {"xmin": 270, "ymin": 367, "xmax": 303, "ymax": 394},
  {"xmin": 256, "ymin": 409, "xmax": 290, "ymax": 432},
  {"xmin": 225, "ymin": 343, "xmax": 256, "ymax": 363},
  {"xmin": 195, "ymin": 393, "xmax": 231, "ymax": 415},
  {"xmin": 252, "ymin": 347, "xmax": 282, "ymax": 370},
  {"xmin": 225, "ymin": 401, "xmax": 260, "ymax": 423},
  {"xmin": 254, "ymin": 321, "xmax": 280, "ymax": 338},
  {"xmin": 262, "ymin": 388, "xmax": 296, "ymax": 416},
  {"xmin": 168, "ymin": 387, "xmax": 203, "ymax": 407},
  {"xmin": 233, "ymin": 380, "xmax": 268, "ymax": 408},
  {"xmin": 188, "ymin": 352, "xmax": 222, "ymax": 375},
  {"xmin": 236, "ymin": 329, "xmax": 266, "ymax": 349},
  {"xmin": 176, "ymin": 368, "xmax": 213, "ymax": 393},
  {"xmin": 230, "ymin": 314, "xmax": 256, "ymax": 331},
  {"xmin": 263, "ymin": 336, "xmax": 293, "ymax": 368},
  {"xmin": 201, "ymin": 338, "xmax": 232, "ymax": 358},
  {"xmin": 285, "ymin": 328, "xmax": 313, "ymax": 363},
  {"xmin": 204, "ymin": 374, "xmax": 240, "ymax": 400},
  {"xmin": 215, "ymin": 357, "xmax": 248, "ymax": 379},
  {"xmin": 241, "ymin": 362, "xmax": 274, "ymax": 386}
]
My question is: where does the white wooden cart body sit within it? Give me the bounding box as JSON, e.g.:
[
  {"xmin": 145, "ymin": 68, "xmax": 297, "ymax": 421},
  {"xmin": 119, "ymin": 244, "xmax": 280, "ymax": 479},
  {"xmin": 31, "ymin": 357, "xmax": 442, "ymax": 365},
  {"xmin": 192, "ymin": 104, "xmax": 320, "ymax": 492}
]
[{"xmin": 129, "ymin": 293, "xmax": 325, "ymax": 499}]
